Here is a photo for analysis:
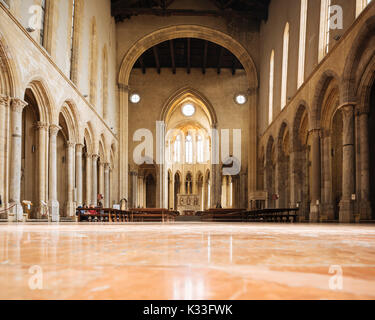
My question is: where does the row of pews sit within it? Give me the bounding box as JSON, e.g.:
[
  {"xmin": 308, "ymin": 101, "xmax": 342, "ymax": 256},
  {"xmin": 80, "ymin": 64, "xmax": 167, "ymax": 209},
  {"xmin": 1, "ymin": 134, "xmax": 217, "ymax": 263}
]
[
  {"xmin": 199, "ymin": 208, "xmax": 299, "ymax": 223},
  {"xmin": 77, "ymin": 208, "xmax": 179, "ymax": 223}
]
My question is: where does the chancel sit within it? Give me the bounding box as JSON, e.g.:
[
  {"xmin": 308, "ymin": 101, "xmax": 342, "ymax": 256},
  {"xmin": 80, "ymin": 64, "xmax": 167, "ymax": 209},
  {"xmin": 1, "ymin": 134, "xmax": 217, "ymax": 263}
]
[{"xmin": 0, "ymin": 0, "xmax": 375, "ymax": 300}]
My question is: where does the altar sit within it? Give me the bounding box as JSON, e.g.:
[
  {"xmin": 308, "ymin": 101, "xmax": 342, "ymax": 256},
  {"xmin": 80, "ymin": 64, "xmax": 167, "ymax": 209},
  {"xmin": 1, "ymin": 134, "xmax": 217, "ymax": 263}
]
[{"xmin": 177, "ymin": 194, "xmax": 200, "ymax": 215}]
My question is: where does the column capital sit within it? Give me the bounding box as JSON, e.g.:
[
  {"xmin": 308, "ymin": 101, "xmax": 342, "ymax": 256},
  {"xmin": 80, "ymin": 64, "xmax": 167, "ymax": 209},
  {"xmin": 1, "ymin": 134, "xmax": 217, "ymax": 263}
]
[
  {"xmin": 67, "ymin": 141, "xmax": 75, "ymax": 149},
  {"xmin": 104, "ymin": 162, "xmax": 111, "ymax": 170},
  {"xmin": 11, "ymin": 98, "xmax": 27, "ymax": 113},
  {"xmin": 0, "ymin": 94, "xmax": 10, "ymax": 106},
  {"xmin": 339, "ymin": 103, "xmax": 355, "ymax": 114},
  {"xmin": 36, "ymin": 121, "xmax": 49, "ymax": 131},
  {"xmin": 49, "ymin": 125, "xmax": 61, "ymax": 137},
  {"xmin": 92, "ymin": 154, "xmax": 99, "ymax": 161},
  {"xmin": 75, "ymin": 143, "xmax": 84, "ymax": 151},
  {"xmin": 99, "ymin": 161, "xmax": 106, "ymax": 167}
]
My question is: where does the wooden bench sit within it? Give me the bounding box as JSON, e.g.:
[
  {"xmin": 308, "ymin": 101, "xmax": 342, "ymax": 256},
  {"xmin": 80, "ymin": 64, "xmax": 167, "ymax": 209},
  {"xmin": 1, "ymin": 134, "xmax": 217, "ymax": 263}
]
[
  {"xmin": 200, "ymin": 208, "xmax": 299, "ymax": 223},
  {"xmin": 129, "ymin": 208, "xmax": 179, "ymax": 223},
  {"xmin": 201, "ymin": 209, "xmax": 246, "ymax": 222}
]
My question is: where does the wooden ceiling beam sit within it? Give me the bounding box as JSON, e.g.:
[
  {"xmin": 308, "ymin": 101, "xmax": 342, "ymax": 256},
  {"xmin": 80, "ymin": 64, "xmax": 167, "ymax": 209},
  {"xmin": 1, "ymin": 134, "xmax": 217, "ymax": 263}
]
[
  {"xmin": 153, "ymin": 46, "xmax": 160, "ymax": 74},
  {"xmin": 139, "ymin": 56, "xmax": 146, "ymax": 74},
  {"xmin": 217, "ymin": 47, "xmax": 223, "ymax": 75},
  {"xmin": 169, "ymin": 40, "xmax": 176, "ymax": 74},
  {"xmin": 187, "ymin": 38, "xmax": 191, "ymax": 74},
  {"xmin": 202, "ymin": 40, "xmax": 208, "ymax": 75}
]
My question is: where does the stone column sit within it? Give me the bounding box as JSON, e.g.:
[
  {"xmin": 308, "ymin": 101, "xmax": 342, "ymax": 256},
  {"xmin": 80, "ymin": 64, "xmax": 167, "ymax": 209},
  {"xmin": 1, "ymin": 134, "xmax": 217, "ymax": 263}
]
[
  {"xmin": 91, "ymin": 154, "xmax": 99, "ymax": 205},
  {"xmin": 49, "ymin": 125, "xmax": 61, "ymax": 222},
  {"xmin": 9, "ymin": 98, "xmax": 27, "ymax": 221},
  {"xmin": 321, "ymin": 133, "xmax": 334, "ymax": 220},
  {"xmin": 339, "ymin": 105, "xmax": 356, "ymax": 223},
  {"xmin": 75, "ymin": 144, "xmax": 84, "ymax": 206},
  {"xmin": 0, "ymin": 95, "xmax": 9, "ymax": 210},
  {"xmin": 118, "ymin": 84, "xmax": 129, "ymax": 201},
  {"xmin": 104, "ymin": 163, "xmax": 110, "ymax": 208},
  {"xmin": 211, "ymin": 126, "xmax": 222, "ymax": 207},
  {"xmin": 359, "ymin": 112, "xmax": 371, "ymax": 220},
  {"xmin": 310, "ymin": 129, "xmax": 321, "ymax": 222},
  {"xmin": 130, "ymin": 170, "xmax": 138, "ymax": 208},
  {"xmin": 99, "ymin": 161, "xmax": 105, "ymax": 197},
  {"xmin": 85, "ymin": 153, "xmax": 92, "ymax": 205},
  {"xmin": 36, "ymin": 122, "xmax": 49, "ymax": 217},
  {"xmin": 66, "ymin": 142, "xmax": 75, "ymax": 217}
]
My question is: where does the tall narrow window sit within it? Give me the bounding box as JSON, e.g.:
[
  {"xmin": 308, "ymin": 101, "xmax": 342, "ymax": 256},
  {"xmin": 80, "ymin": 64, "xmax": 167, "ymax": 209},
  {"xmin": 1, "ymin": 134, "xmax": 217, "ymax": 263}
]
[
  {"xmin": 185, "ymin": 135, "xmax": 193, "ymax": 164},
  {"xmin": 89, "ymin": 17, "xmax": 98, "ymax": 106},
  {"xmin": 197, "ymin": 135, "xmax": 204, "ymax": 163},
  {"xmin": 298, "ymin": 0, "xmax": 308, "ymax": 88},
  {"xmin": 39, "ymin": 0, "xmax": 47, "ymax": 47},
  {"xmin": 319, "ymin": 0, "xmax": 331, "ymax": 62},
  {"xmin": 281, "ymin": 23, "xmax": 289, "ymax": 109},
  {"xmin": 102, "ymin": 46, "xmax": 108, "ymax": 119},
  {"xmin": 356, "ymin": 0, "xmax": 372, "ymax": 17},
  {"xmin": 174, "ymin": 135, "xmax": 181, "ymax": 163},
  {"xmin": 269, "ymin": 50, "xmax": 275, "ymax": 125},
  {"xmin": 69, "ymin": 0, "xmax": 76, "ymax": 80}
]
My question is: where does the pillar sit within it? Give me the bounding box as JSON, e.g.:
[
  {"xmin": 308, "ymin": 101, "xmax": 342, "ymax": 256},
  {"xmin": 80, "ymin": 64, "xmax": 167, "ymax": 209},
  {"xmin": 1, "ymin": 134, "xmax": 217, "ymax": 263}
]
[
  {"xmin": 118, "ymin": 84, "xmax": 129, "ymax": 201},
  {"xmin": 359, "ymin": 111, "xmax": 372, "ymax": 220},
  {"xmin": 0, "ymin": 95, "xmax": 9, "ymax": 211},
  {"xmin": 75, "ymin": 144, "xmax": 84, "ymax": 206},
  {"xmin": 49, "ymin": 125, "xmax": 61, "ymax": 222},
  {"xmin": 130, "ymin": 170, "xmax": 138, "ymax": 208},
  {"xmin": 9, "ymin": 98, "xmax": 28, "ymax": 221},
  {"xmin": 310, "ymin": 129, "xmax": 321, "ymax": 222},
  {"xmin": 85, "ymin": 153, "xmax": 92, "ymax": 205},
  {"xmin": 91, "ymin": 154, "xmax": 99, "ymax": 205},
  {"xmin": 339, "ymin": 105, "xmax": 356, "ymax": 223},
  {"xmin": 36, "ymin": 122, "xmax": 48, "ymax": 217},
  {"xmin": 104, "ymin": 163, "xmax": 110, "ymax": 208},
  {"xmin": 66, "ymin": 142, "xmax": 75, "ymax": 217},
  {"xmin": 99, "ymin": 161, "xmax": 105, "ymax": 198},
  {"xmin": 321, "ymin": 133, "xmax": 334, "ymax": 220}
]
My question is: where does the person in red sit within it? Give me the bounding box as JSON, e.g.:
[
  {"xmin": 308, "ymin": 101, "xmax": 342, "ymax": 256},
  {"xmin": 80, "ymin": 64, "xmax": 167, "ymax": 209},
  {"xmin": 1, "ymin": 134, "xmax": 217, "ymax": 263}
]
[{"xmin": 88, "ymin": 205, "xmax": 97, "ymax": 215}]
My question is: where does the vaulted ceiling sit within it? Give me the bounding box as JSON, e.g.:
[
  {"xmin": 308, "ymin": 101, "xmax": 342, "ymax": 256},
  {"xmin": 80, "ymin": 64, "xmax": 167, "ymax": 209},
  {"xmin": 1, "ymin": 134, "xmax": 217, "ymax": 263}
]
[
  {"xmin": 111, "ymin": 0, "xmax": 270, "ymax": 23},
  {"xmin": 132, "ymin": 38, "xmax": 244, "ymax": 75}
]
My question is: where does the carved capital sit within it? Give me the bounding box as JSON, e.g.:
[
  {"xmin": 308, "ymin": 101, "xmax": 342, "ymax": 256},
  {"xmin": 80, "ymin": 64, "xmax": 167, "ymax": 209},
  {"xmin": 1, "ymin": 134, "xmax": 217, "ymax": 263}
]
[
  {"xmin": 0, "ymin": 94, "xmax": 10, "ymax": 107},
  {"xmin": 49, "ymin": 125, "xmax": 61, "ymax": 137},
  {"xmin": 92, "ymin": 154, "xmax": 99, "ymax": 161},
  {"xmin": 104, "ymin": 162, "xmax": 111, "ymax": 171},
  {"xmin": 10, "ymin": 98, "xmax": 27, "ymax": 113},
  {"xmin": 75, "ymin": 143, "xmax": 84, "ymax": 152},
  {"xmin": 67, "ymin": 141, "xmax": 75, "ymax": 149},
  {"xmin": 36, "ymin": 121, "xmax": 49, "ymax": 131}
]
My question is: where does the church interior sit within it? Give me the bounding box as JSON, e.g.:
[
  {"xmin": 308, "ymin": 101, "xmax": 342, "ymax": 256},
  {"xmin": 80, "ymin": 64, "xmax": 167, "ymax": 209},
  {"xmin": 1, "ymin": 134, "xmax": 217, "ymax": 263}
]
[{"xmin": 0, "ymin": 0, "xmax": 375, "ymax": 300}]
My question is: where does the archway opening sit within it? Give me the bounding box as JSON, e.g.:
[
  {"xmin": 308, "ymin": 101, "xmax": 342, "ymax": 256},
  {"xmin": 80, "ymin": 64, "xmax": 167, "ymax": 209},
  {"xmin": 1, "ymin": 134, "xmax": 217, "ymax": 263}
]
[
  {"xmin": 21, "ymin": 89, "xmax": 40, "ymax": 218},
  {"xmin": 369, "ymin": 82, "xmax": 375, "ymax": 218},
  {"xmin": 57, "ymin": 114, "xmax": 69, "ymax": 217}
]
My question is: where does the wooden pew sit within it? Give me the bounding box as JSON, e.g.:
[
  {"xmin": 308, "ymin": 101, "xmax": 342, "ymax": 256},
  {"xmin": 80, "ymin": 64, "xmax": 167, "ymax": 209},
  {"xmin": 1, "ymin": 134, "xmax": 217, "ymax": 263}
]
[
  {"xmin": 129, "ymin": 208, "xmax": 179, "ymax": 223},
  {"xmin": 200, "ymin": 208, "xmax": 299, "ymax": 223},
  {"xmin": 201, "ymin": 209, "xmax": 246, "ymax": 222},
  {"xmin": 77, "ymin": 208, "xmax": 129, "ymax": 222}
]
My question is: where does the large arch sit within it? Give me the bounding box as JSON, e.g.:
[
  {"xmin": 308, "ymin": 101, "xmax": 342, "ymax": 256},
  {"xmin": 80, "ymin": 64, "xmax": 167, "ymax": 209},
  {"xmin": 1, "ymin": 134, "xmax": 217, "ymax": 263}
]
[
  {"xmin": 311, "ymin": 70, "xmax": 341, "ymax": 129},
  {"xmin": 0, "ymin": 32, "xmax": 19, "ymax": 97},
  {"xmin": 118, "ymin": 25, "xmax": 258, "ymax": 88},
  {"xmin": 342, "ymin": 16, "xmax": 375, "ymax": 103},
  {"xmin": 117, "ymin": 25, "xmax": 259, "ymax": 202}
]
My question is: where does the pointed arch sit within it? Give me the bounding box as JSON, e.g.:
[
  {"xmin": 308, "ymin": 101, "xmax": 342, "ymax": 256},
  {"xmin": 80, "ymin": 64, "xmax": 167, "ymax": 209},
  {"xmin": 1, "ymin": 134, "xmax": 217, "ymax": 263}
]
[
  {"xmin": 0, "ymin": 33, "xmax": 18, "ymax": 96},
  {"xmin": 59, "ymin": 100, "xmax": 80, "ymax": 143},
  {"xmin": 160, "ymin": 87, "xmax": 217, "ymax": 126},
  {"xmin": 89, "ymin": 17, "xmax": 98, "ymax": 107},
  {"xmin": 24, "ymin": 79, "xmax": 53, "ymax": 125},
  {"xmin": 281, "ymin": 23, "xmax": 290, "ymax": 109}
]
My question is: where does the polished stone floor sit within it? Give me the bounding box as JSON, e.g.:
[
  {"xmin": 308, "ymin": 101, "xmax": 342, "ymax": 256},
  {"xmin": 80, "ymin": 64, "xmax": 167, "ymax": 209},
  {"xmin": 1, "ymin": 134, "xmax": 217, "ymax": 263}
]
[{"xmin": 0, "ymin": 223, "xmax": 375, "ymax": 300}]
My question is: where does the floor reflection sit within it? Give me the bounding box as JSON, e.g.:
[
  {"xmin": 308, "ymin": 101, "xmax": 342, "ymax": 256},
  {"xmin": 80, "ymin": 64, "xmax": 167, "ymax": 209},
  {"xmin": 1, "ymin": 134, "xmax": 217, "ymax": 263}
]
[{"xmin": 0, "ymin": 223, "xmax": 375, "ymax": 299}]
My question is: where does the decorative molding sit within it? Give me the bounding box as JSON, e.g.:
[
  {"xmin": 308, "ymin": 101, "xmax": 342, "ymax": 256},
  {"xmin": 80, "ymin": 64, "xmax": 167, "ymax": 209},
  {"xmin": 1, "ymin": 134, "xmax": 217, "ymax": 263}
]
[
  {"xmin": 10, "ymin": 98, "xmax": 27, "ymax": 113},
  {"xmin": 0, "ymin": 94, "xmax": 10, "ymax": 106},
  {"xmin": 49, "ymin": 124, "xmax": 61, "ymax": 137}
]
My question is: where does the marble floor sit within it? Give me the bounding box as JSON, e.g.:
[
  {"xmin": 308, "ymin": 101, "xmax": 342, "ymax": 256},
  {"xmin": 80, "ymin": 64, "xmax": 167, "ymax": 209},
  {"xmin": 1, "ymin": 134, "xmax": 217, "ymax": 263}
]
[{"xmin": 0, "ymin": 222, "xmax": 375, "ymax": 300}]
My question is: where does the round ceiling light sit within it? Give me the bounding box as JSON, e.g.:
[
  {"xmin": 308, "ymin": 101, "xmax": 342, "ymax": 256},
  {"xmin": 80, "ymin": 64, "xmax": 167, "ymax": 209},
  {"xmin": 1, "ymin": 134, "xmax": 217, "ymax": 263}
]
[
  {"xmin": 235, "ymin": 94, "xmax": 247, "ymax": 105},
  {"xmin": 130, "ymin": 93, "xmax": 141, "ymax": 104},
  {"xmin": 182, "ymin": 103, "xmax": 196, "ymax": 117}
]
